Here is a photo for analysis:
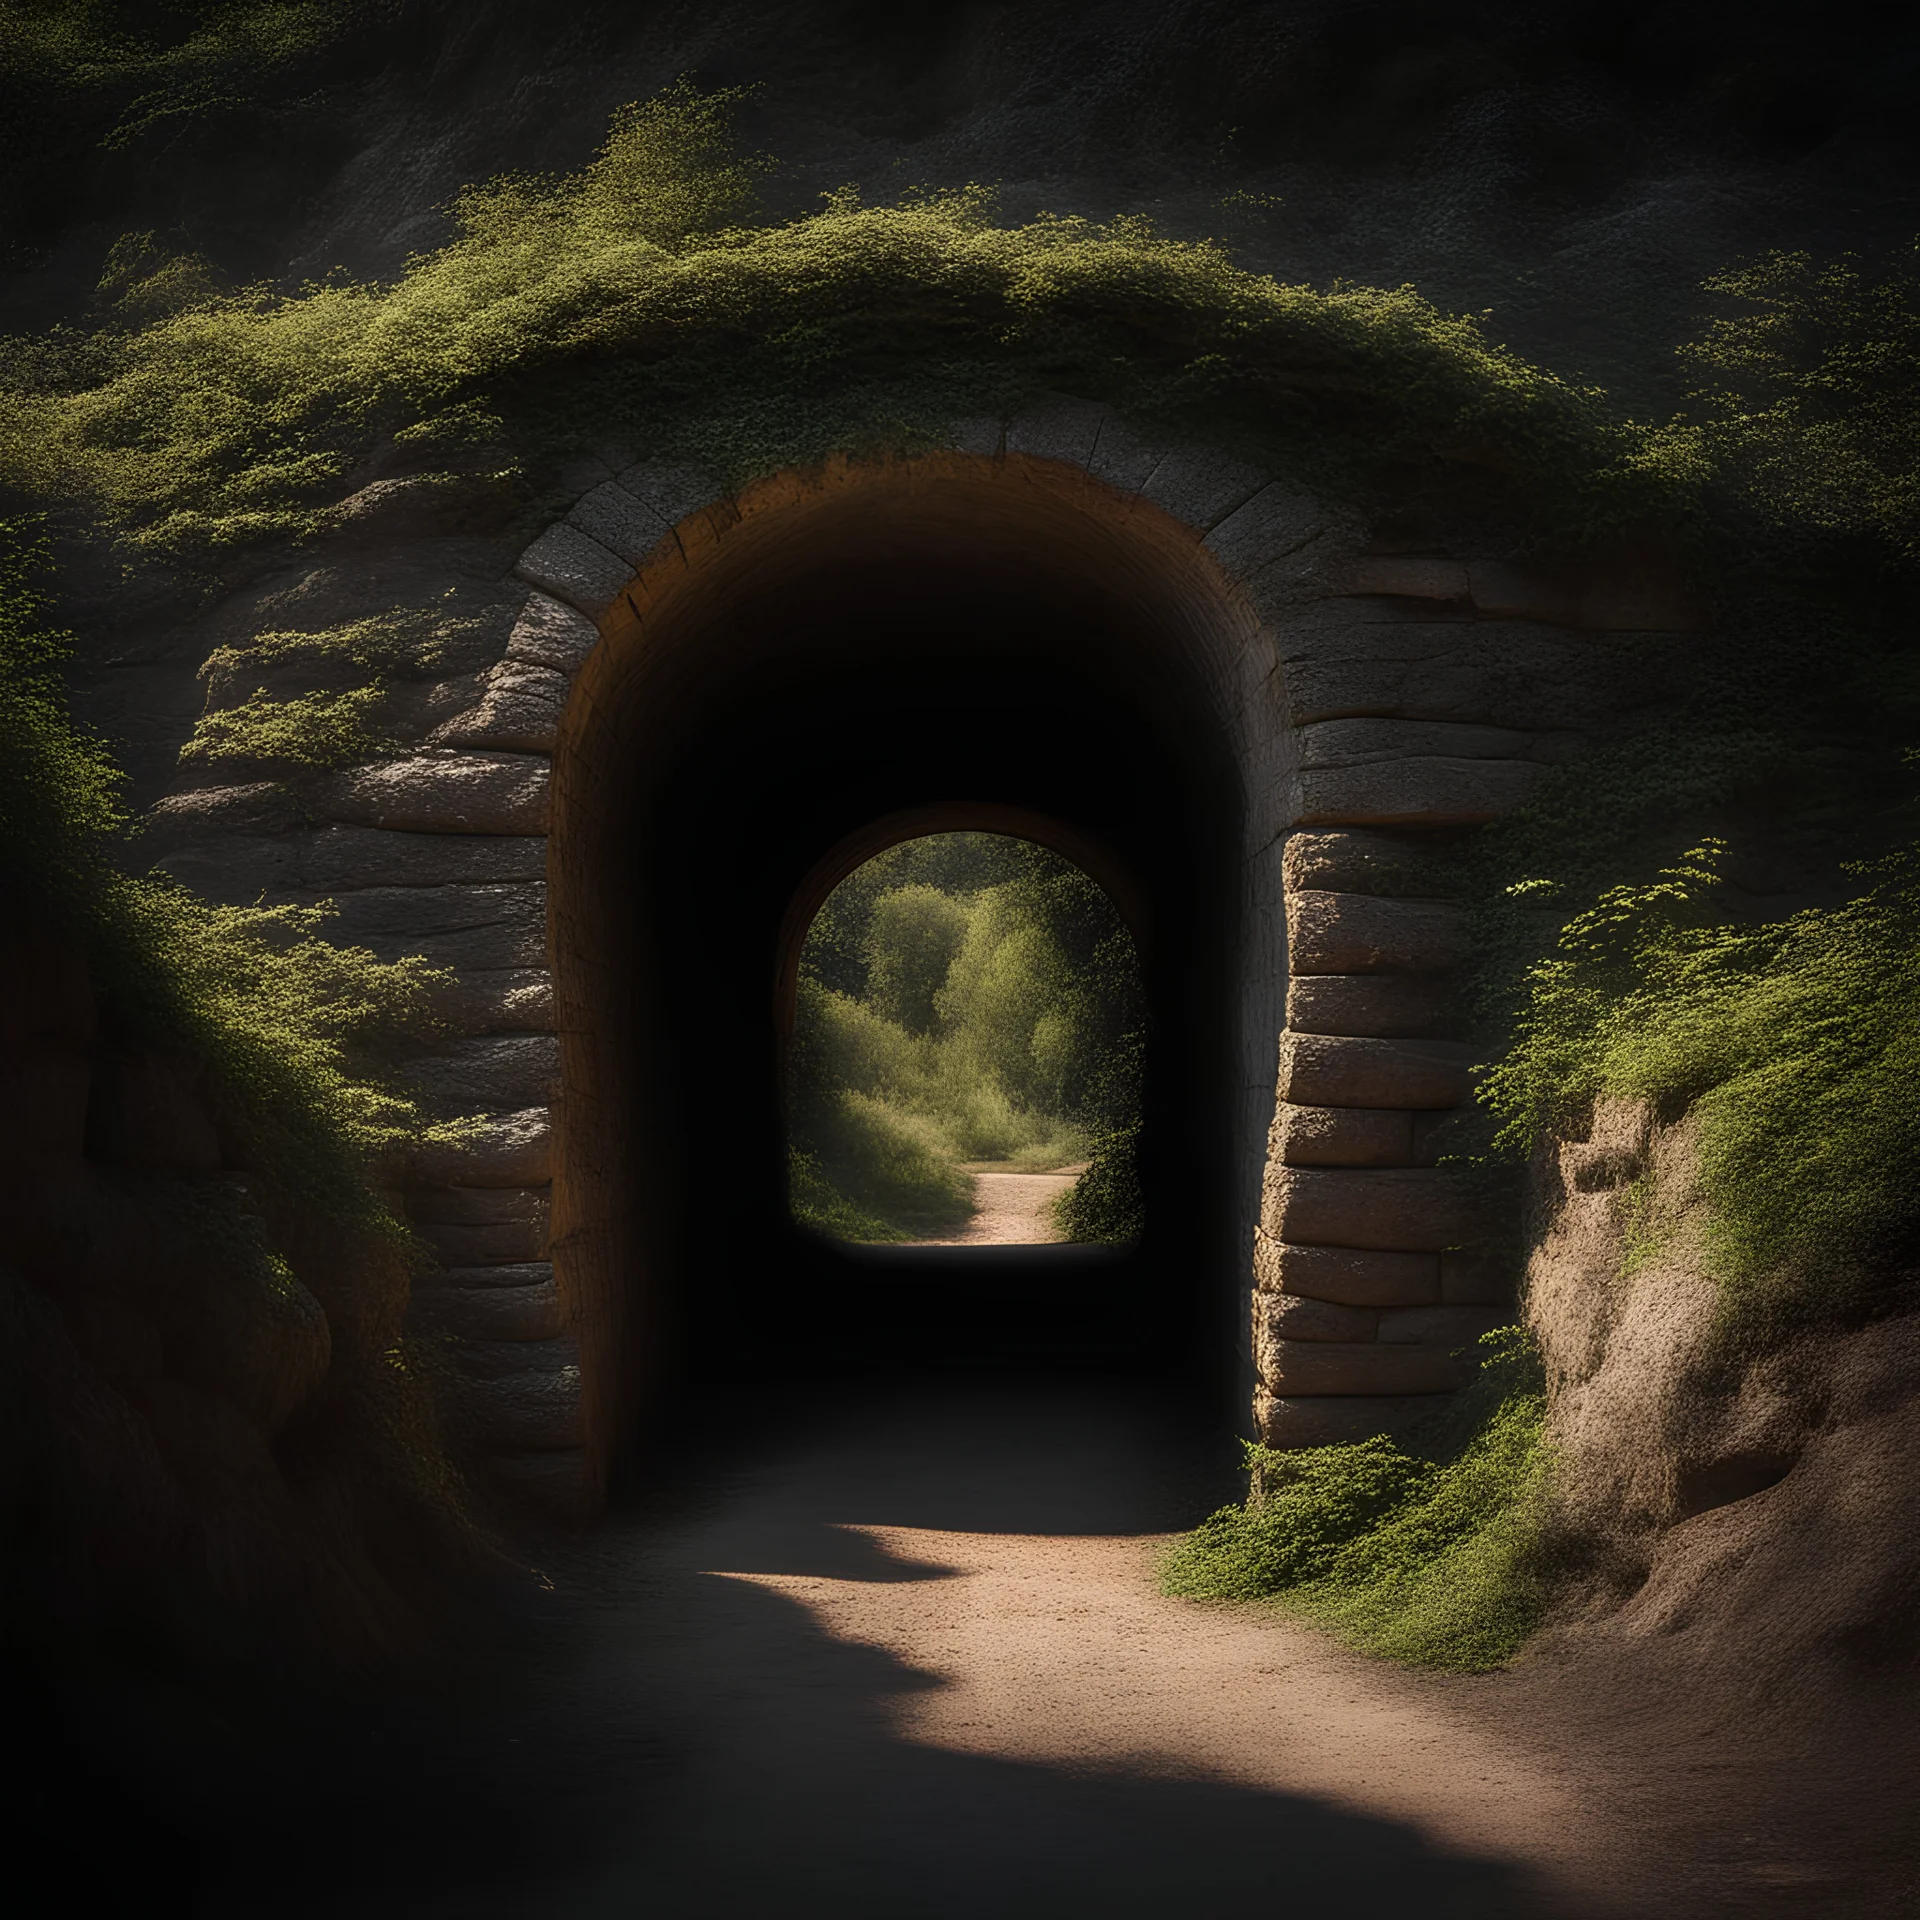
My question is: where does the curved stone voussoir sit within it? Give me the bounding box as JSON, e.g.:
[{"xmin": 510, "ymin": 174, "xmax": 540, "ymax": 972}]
[
  {"xmin": 1252, "ymin": 1234, "xmax": 1441, "ymax": 1308},
  {"xmin": 1137, "ymin": 446, "xmax": 1268, "ymax": 532},
  {"xmin": 1203, "ymin": 483, "xmax": 1326, "ymax": 586},
  {"xmin": 514, "ymin": 523, "xmax": 629, "ymax": 618},
  {"xmin": 309, "ymin": 752, "xmax": 550, "ymax": 836},
  {"xmin": 445, "ymin": 1337, "xmax": 583, "ymax": 1450},
  {"xmin": 1277, "ymin": 1033, "xmax": 1474, "ymax": 1110},
  {"xmin": 1285, "ymin": 891, "xmax": 1469, "ymax": 975},
  {"xmin": 566, "ymin": 480, "xmax": 675, "ymax": 567},
  {"xmin": 1271, "ymin": 1102, "xmax": 1414, "ymax": 1167},
  {"xmin": 614, "ymin": 461, "xmax": 726, "ymax": 534},
  {"xmin": 1261, "ymin": 1165, "xmax": 1482, "ymax": 1252},
  {"xmin": 506, "ymin": 591, "xmax": 602, "ymax": 673},
  {"xmin": 1006, "ymin": 396, "xmax": 1110, "ymax": 469}
]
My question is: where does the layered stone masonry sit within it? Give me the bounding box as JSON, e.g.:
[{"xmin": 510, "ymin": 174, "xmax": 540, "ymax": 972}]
[{"xmin": 143, "ymin": 397, "xmax": 1687, "ymax": 1513}]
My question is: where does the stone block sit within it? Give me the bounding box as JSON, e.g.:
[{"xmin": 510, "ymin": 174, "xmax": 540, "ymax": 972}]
[
  {"xmin": 430, "ymin": 662, "xmax": 571, "ymax": 754},
  {"xmin": 946, "ymin": 416, "xmax": 1004, "ymax": 458},
  {"xmin": 299, "ymin": 828, "xmax": 547, "ymax": 891},
  {"xmin": 1344, "ymin": 554, "xmax": 1469, "ymax": 601},
  {"xmin": 84, "ymin": 1046, "xmax": 222, "ymax": 1173},
  {"xmin": 1252, "ymin": 1233, "xmax": 1440, "ymax": 1306},
  {"xmin": 435, "ymin": 970, "xmax": 556, "ymax": 1036},
  {"xmin": 1377, "ymin": 1305, "xmax": 1507, "ymax": 1349},
  {"xmin": 1082, "ymin": 412, "xmax": 1161, "ymax": 493},
  {"xmin": 1301, "ymin": 717, "xmax": 1583, "ymax": 768},
  {"xmin": 1297, "ymin": 753, "xmax": 1549, "ymax": 827},
  {"xmin": 513, "ymin": 524, "xmax": 630, "ymax": 618},
  {"xmin": 1253, "ymin": 1389, "xmax": 1451, "ymax": 1449},
  {"xmin": 486, "ymin": 1447, "xmax": 596, "ymax": 1521},
  {"xmin": 1277, "ymin": 1033, "xmax": 1474, "ymax": 1110},
  {"xmin": 407, "ymin": 1184, "xmax": 548, "ymax": 1227},
  {"xmin": 142, "ymin": 783, "xmax": 308, "ymax": 851},
  {"xmin": 614, "ymin": 461, "xmax": 724, "ymax": 532},
  {"xmin": 1285, "ymin": 974, "xmax": 1459, "ymax": 1038},
  {"xmin": 412, "ymin": 1264, "xmax": 564, "ymax": 1341},
  {"xmin": 1139, "ymin": 447, "xmax": 1268, "ymax": 532},
  {"xmin": 1261, "ymin": 1166, "xmax": 1482, "ymax": 1252},
  {"xmin": 1006, "ymin": 396, "xmax": 1109, "ymax": 468},
  {"xmin": 1270, "ymin": 1103, "xmax": 1413, "ymax": 1167},
  {"xmin": 1442, "ymin": 1252, "xmax": 1513, "ymax": 1306},
  {"xmin": 1282, "ymin": 829, "xmax": 1448, "ymax": 898},
  {"xmin": 310, "ymin": 753, "xmax": 550, "ymax": 836},
  {"xmin": 566, "ymin": 481, "xmax": 673, "ymax": 566},
  {"xmin": 319, "ymin": 881, "xmax": 547, "ymax": 973},
  {"xmin": 1278, "ymin": 621, "xmax": 1644, "ymax": 731},
  {"xmin": 415, "ymin": 1214, "xmax": 548, "ymax": 1266},
  {"xmin": 1258, "ymin": 1338, "xmax": 1467, "ymax": 1396},
  {"xmin": 1252, "ymin": 1290, "xmax": 1376, "ymax": 1351},
  {"xmin": 1203, "ymin": 484, "xmax": 1324, "ymax": 585},
  {"xmin": 1286, "ymin": 891, "xmax": 1469, "ymax": 974},
  {"xmin": 406, "ymin": 1108, "xmax": 552, "ymax": 1187},
  {"xmin": 505, "ymin": 591, "xmax": 603, "ymax": 673},
  {"xmin": 404, "ymin": 1035, "xmax": 559, "ymax": 1116},
  {"xmin": 1468, "ymin": 560, "xmax": 1700, "ymax": 632},
  {"xmin": 445, "ymin": 1337, "xmax": 583, "ymax": 1450}
]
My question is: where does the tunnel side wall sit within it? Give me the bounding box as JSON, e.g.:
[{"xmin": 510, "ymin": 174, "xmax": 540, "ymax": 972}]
[{"xmin": 143, "ymin": 400, "xmax": 1690, "ymax": 1515}]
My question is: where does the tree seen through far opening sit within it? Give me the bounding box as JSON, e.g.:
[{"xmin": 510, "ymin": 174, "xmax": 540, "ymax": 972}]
[{"xmin": 787, "ymin": 833, "xmax": 1145, "ymax": 1245}]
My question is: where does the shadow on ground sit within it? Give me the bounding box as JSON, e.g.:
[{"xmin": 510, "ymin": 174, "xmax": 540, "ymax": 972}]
[{"xmin": 164, "ymin": 1378, "xmax": 1571, "ymax": 1918}]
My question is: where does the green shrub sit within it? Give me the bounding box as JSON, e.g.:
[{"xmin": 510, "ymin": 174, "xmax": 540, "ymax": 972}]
[
  {"xmin": 0, "ymin": 515, "xmax": 462, "ymax": 1224},
  {"xmin": 0, "ymin": 83, "xmax": 1682, "ymax": 571},
  {"xmin": 1482, "ymin": 839, "xmax": 1920, "ymax": 1333},
  {"xmin": 1163, "ymin": 1331, "xmax": 1552, "ymax": 1672},
  {"xmin": 789, "ymin": 1090, "xmax": 973, "ymax": 1241},
  {"xmin": 181, "ymin": 683, "xmax": 392, "ymax": 771}
]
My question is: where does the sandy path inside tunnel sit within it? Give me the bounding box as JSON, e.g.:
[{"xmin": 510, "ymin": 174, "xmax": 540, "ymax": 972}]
[
  {"xmin": 200, "ymin": 1380, "xmax": 1908, "ymax": 1920},
  {"xmin": 907, "ymin": 1164, "xmax": 1085, "ymax": 1246}
]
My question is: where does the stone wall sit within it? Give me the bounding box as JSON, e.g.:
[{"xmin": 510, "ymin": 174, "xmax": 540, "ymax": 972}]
[{"xmin": 141, "ymin": 399, "xmax": 1690, "ymax": 1515}]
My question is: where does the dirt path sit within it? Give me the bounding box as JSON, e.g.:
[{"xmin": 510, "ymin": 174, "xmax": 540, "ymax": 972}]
[
  {"xmin": 909, "ymin": 1163, "xmax": 1086, "ymax": 1245},
  {"xmin": 192, "ymin": 1380, "xmax": 1910, "ymax": 1919}
]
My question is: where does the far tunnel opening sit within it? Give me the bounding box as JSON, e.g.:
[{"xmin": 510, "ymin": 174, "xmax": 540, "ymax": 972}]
[
  {"xmin": 781, "ymin": 827, "xmax": 1148, "ymax": 1252},
  {"xmin": 550, "ymin": 460, "xmax": 1262, "ymax": 1493}
]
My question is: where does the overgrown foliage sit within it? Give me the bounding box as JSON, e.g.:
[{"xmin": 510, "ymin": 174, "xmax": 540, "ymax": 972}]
[
  {"xmin": 0, "ymin": 516, "xmax": 460, "ymax": 1222},
  {"xmin": 788, "ymin": 834, "xmax": 1144, "ymax": 1243},
  {"xmin": 1163, "ymin": 1331, "xmax": 1552, "ymax": 1671},
  {"xmin": 0, "ymin": 82, "xmax": 1689, "ymax": 571},
  {"xmin": 1483, "ymin": 841, "xmax": 1920, "ymax": 1336}
]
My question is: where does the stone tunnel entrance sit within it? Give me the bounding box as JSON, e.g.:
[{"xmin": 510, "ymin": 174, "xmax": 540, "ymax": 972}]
[{"xmin": 547, "ymin": 453, "xmax": 1277, "ymax": 1499}]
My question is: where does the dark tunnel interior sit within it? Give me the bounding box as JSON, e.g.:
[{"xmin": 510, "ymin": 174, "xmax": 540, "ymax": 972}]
[{"xmin": 552, "ymin": 471, "xmax": 1260, "ymax": 1474}]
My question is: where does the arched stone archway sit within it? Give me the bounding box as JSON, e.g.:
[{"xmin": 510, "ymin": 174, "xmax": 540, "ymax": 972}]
[{"xmin": 149, "ymin": 397, "xmax": 1684, "ymax": 1518}]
